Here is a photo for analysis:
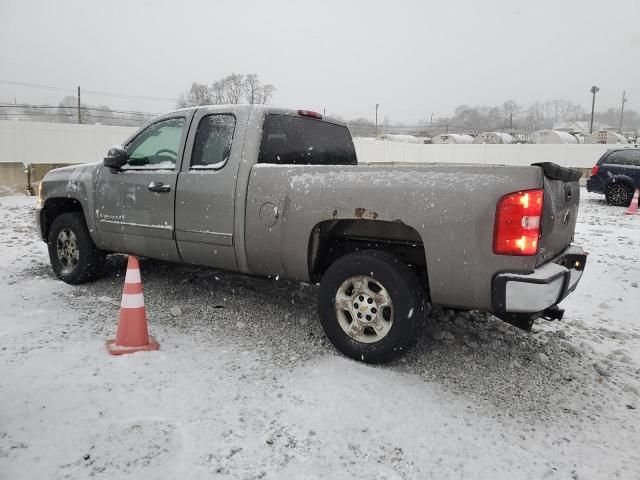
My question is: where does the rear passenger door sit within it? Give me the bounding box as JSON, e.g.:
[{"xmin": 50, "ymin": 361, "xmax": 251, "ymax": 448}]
[
  {"xmin": 625, "ymin": 150, "xmax": 640, "ymax": 185},
  {"xmin": 603, "ymin": 150, "xmax": 640, "ymax": 183},
  {"xmin": 174, "ymin": 107, "xmax": 245, "ymax": 270}
]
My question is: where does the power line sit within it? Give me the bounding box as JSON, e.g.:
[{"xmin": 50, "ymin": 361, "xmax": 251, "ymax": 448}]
[
  {"xmin": 0, "ymin": 79, "xmax": 177, "ymax": 102},
  {"xmin": 0, "ymin": 79, "xmax": 72, "ymax": 92},
  {"xmin": 0, "ymin": 111, "xmax": 148, "ymax": 122},
  {"xmin": 0, "ymin": 103, "xmax": 160, "ymax": 116},
  {"xmin": 83, "ymin": 89, "xmax": 177, "ymax": 102}
]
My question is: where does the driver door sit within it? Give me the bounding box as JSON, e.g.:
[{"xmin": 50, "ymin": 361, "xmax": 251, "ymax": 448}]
[{"xmin": 94, "ymin": 114, "xmax": 192, "ymax": 261}]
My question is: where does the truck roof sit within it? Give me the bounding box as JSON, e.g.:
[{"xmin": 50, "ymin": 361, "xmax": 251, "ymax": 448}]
[{"xmin": 172, "ymin": 104, "xmax": 347, "ymax": 127}]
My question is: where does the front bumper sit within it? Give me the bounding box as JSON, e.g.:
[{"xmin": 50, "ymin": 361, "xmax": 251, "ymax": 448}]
[
  {"xmin": 34, "ymin": 205, "xmax": 44, "ymax": 241},
  {"xmin": 492, "ymin": 245, "xmax": 587, "ymax": 314}
]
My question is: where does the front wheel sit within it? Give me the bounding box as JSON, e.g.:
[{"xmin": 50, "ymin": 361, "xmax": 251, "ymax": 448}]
[
  {"xmin": 317, "ymin": 250, "xmax": 426, "ymax": 363},
  {"xmin": 47, "ymin": 212, "xmax": 105, "ymax": 284}
]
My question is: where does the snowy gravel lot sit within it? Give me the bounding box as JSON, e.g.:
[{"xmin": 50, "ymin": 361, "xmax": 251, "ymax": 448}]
[{"xmin": 1, "ymin": 190, "xmax": 639, "ymax": 479}]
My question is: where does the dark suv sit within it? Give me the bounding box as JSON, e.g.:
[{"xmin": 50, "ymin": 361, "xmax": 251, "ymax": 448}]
[{"xmin": 586, "ymin": 148, "xmax": 640, "ymax": 206}]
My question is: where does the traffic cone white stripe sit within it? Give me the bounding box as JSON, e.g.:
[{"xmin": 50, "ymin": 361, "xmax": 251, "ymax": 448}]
[
  {"xmin": 121, "ymin": 293, "xmax": 145, "ymax": 309},
  {"xmin": 125, "ymin": 268, "xmax": 141, "ymax": 283}
]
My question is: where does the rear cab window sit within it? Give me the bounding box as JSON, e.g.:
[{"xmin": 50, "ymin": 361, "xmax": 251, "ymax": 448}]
[
  {"xmin": 190, "ymin": 114, "xmax": 236, "ymax": 170},
  {"xmin": 258, "ymin": 114, "xmax": 357, "ymax": 165}
]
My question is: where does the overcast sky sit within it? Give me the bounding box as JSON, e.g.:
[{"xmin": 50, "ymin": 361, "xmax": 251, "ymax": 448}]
[{"xmin": 1, "ymin": 0, "xmax": 639, "ymax": 123}]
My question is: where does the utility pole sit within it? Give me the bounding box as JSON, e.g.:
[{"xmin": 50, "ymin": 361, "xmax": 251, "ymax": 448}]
[
  {"xmin": 589, "ymin": 85, "xmax": 599, "ymax": 134},
  {"xmin": 375, "ymin": 103, "xmax": 379, "ymax": 138},
  {"xmin": 619, "ymin": 91, "xmax": 627, "ymax": 134},
  {"xmin": 77, "ymin": 85, "xmax": 81, "ymax": 124}
]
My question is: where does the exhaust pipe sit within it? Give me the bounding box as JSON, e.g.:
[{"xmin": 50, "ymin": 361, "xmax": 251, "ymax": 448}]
[{"xmin": 540, "ymin": 305, "xmax": 564, "ymax": 321}]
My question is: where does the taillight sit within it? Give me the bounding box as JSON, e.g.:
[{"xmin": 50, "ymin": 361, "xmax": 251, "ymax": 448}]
[
  {"xmin": 591, "ymin": 165, "xmax": 600, "ymax": 176},
  {"xmin": 493, "ymin": 189, "xmax": 544, "ymax": 256},
  {"xmin": 298, "ymin": 109, "xmax": 323, "ymax": 119}
]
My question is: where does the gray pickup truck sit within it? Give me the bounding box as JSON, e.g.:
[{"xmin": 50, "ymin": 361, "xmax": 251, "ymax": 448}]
[{"xmin": 36, "ymin": 105, "xmax": 586, "ymax": 362}]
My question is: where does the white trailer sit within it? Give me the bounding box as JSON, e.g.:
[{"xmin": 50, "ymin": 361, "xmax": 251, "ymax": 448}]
[
  {"xmin": 533, "ymin": 129, "xmax": 579, "ymax": 144},
  {"xmin": 473, "ymin": 132, "xmax": 514, "ymax": 144},
  {"xmin": 432, "ymin": 133, "xmax": 474, "ymax": 144},
  {"xmin": 585, "ymin": 130, "xmax": 629, "ymax": 144}
]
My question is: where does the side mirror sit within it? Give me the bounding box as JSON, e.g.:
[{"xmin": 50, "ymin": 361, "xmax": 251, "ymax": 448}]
[{"xmin": 103, "ymin": 145, "xmax": 128, "ymax": 170}]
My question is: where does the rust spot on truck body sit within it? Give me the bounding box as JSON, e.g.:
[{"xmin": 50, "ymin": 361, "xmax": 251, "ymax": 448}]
[{"xmin": 354, "ymin": 208, "xmax": 379, "ymax": 220}]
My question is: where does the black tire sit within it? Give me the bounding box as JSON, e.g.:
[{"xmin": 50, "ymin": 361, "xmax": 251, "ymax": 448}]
[
  {"xmin": 317, "ymin": 250, "xmax": 426, "ymax": 363},
  {"xmin": 47, "ymin": 212, "xmax": 105, "ymax": 284},
  {"xmin": 605, "ymin": 183, "xmax": 634, "ymax": 207}
]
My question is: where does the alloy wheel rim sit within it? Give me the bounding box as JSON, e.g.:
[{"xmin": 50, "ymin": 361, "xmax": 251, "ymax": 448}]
[
  {"xmin": 609, "ymin": 186, "xmax": 628, "ymax": 204},
  {"xmin": 334, "ymin": 275, "xmax": 394, "ymax": 344},
  {"xmin": 56, "ymin": 229, "xmax": 79, "ymax": 274}
]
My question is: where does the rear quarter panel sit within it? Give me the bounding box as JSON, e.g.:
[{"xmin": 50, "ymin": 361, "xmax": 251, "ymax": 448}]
[{"xmin": 245, "ymin": 163, "xmax": 544, "ymax": 310}]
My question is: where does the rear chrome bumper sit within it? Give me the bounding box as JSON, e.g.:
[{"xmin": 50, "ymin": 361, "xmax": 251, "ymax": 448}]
[{"xmin": 492, "ymin": 245, "xmax": 587, "ymax": 314}]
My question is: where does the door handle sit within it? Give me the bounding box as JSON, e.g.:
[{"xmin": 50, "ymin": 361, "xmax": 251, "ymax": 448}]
[{"xmin": 148, "ymin": 181, "xmax": 171, "ymax": 193}]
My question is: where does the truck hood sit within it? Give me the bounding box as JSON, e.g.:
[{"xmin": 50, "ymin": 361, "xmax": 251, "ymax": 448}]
[
  {"xmin": 42, "ymin": 162, "xmax": 101, "ymax": 185},
  {"xmin": 41, "ymin": 162, "xmax": 102, "ymax": 200}
]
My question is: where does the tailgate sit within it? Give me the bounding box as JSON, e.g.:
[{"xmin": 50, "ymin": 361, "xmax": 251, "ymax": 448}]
[{"xmin": 534, "ymin": 163, "xmax": 581, "ymax": 266}]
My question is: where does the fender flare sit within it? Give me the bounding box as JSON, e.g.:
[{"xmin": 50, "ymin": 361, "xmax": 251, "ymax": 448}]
[{"xmin": 604, "ymin": 174, "xmax": 635, "ymax": 191}]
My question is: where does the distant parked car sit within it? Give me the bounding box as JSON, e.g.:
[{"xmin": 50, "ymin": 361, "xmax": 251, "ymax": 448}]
[{"xmin": 587, "ymin": 148, "xmax": 640, "ymax": 206}]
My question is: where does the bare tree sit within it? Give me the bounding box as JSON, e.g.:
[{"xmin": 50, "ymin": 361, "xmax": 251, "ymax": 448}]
[
  {"xmin": 178, "ymin": 82, "xmax": 212, "ymax": 108},
  {"xmin": 244, "ymin": 74, "xmax": 260, "ymax": 104},
  {"xmin": 179, "ymin": 74, "xmax": 276, "ymax": 107},
  {"xmin": 210, "ymin": 80, "xmax": 226, "ymax": 104},
  {"xmin": 221, "ymin": 74, "xmax": 245, "ymax": 104},
  {"xmin": 258, "ymin": 84, "xmax": 276, "ymax": 104},
  {"xmin": 502, "ymin": 100, "xmax": 520, "ymax": 129}
]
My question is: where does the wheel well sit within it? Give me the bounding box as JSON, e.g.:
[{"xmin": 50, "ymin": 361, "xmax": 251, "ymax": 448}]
[
  {"xmin": 41, "ymin": 197, "xmax": 85, "ymax": 240},
  {"xmin": 605, "ymin": 177, "xmax": 635, "ymax": 191},
  {"xmin": 308, "ymin": 219, "xmax": 429, "ymax": 295}
]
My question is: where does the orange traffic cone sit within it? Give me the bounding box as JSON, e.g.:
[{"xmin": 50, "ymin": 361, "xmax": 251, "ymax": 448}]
[
  {"xmin": 106, "ymin": 256, "xmax": 160, "ymax": 355},
  {"xmin": 624, "ymin": 188, "xmax": 639, "ymax": 215}
]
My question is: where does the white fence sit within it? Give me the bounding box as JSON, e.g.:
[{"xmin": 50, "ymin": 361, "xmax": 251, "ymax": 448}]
[
  {"xmin": 354, "ymin": 138, "xmax": 639, "ymax": 168},
  {"xmin": 1, "ymin": 120, "xmax": 638, "ymax": 169},
  {"xmin": 0, "ymin": 120, "xmax": 136, "ymax": 165}
]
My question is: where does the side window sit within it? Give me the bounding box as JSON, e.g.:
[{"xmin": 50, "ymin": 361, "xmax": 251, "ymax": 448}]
[
  {"xmin": 190, "ymin": 114, "xmax": 236, "ymax": 169},
  {"xmin": 627, "ymin": 150, "xmax": 640, "ymax": 167},
  {"xmin": 124, "ymin": 117, "xmax": 185, "ymax": 170},
  {"xmin": 606, "ymin": 150, "xmax": 637, "ymax": 166},
  {"xmin": 258, "ymin": 114, "xmax": 357, "ymax": 166}
]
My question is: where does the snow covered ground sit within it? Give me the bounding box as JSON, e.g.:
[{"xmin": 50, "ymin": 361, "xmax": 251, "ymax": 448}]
[{"xmin": 0, "ymin": 191, "xmax": 638, "ymax": 479}]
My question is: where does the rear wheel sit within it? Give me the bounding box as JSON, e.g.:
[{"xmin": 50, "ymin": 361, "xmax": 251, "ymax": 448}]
[
  {"xmin": 47, "ymin": 212, "xmax": 105, "ymax": 284},
  {"xmin": 317, "ymin": 250, "xmax": 426, "ymax": 363},
  {"xmin": 605, "ymin": 183, "xmax": 633, "ymax": 206}
]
